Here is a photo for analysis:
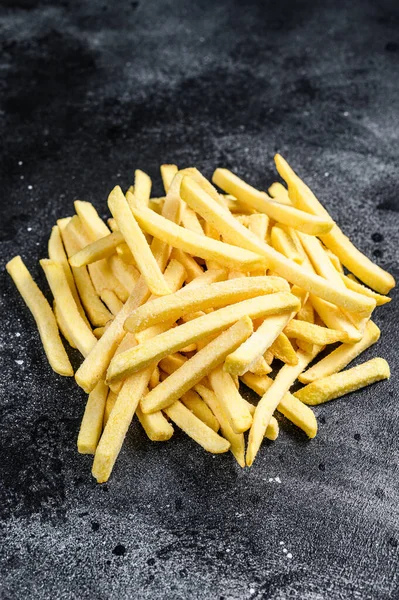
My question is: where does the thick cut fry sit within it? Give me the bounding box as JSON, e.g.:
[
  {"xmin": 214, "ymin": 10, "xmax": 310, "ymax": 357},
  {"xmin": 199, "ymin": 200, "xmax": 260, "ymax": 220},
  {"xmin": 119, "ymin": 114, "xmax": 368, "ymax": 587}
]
[
  {"xmin": 109, "ymin": 293, "xmax": 298, "ymax": 383},
  {"xmin": 248, "ymin": 213, "xmax": 269, "ymax": 241},
  {"xmin": 69, "ymin": 231, "xmax": 124, "ymax": 267},
  {"xmin": 325, "ymin": 249, "xmax": 343, "ymax": 273},
  {"xmin": 269, "ymin": 332, "xmax": 298, "ymax": 365},
  {"xmin": 181, "ymin": 390, "xmax": 219, "ymax": 432},
  {"xmin": 268, "ymin": 182, "xmax": 291, "ymax": 204},
  {"xmin": 108, "ymin": 255, "xmax": 139, "ymax": 293},
  {"xmin": 78, "ymin": 380, "xmax": 109, "ymax": 454},
  {"xmin": 163, "ymin": 401, "xmax": 230, "ymax": 454},
  {"xmin": 297, "ymin": 300, "xmax": 315, "ymax": 323},
  {"xmin": 134, "ymin": 169, "xmax": 152, "ymax": 207},
  {"xmin": 130, "ymin": 205, "xmax": 266, "ymax": 272},
  {"xmin": 295, "ymin": 357, "xmax": 390, "ymax": 405},
  {"xmin": 208, "ymin": 365, "xmax": 252, "ymax": 433},
  {"xmin": 140, "ymin": 317, "xmax": 253, "ymax": 414},
  {"xmin": 195, "ymin": 384, "xmax": 245, "ymax": 467},
  {"xmin": 116, "ymin": 242, "xmax": 135, "ymax": 264},
  {"xmin": 284, "ymin": 319, "xmax": 351, "ymax": 345},
  {"xmin": 75, "ymin": 200, "xmax": 111, "ymax": 240},
  {"xmin": 93, "ymin": 326, "xmax": 106, "ymax": 339},
  {"xmin": 149, "ymin": 366, "xmax": 160, "ymax": 389},
  {"xmin": 103, "ymin": 390, "xmax": 117, "ymax": 426},
  {"xmin": 161, "ymin": 164, "xmax": 178, "ymax": 193},
  {"xmin": 6, "ymin": 256, "xmax": 73, "ymax": 377},
  {"xmin": 170, "ymin": 248, "xmax": 204, "ymax": 281},
  {"xmin": 179, "ymin": 167, "xmax": 227, "ymax": 208},
  {"xmin": 136, "ymin": 405, "xmax": 174, "ymax": 441},
  {"xmin": 211, "ymin": 169, "xmax": 333, "ymax": 235},
  {"xmin": 181, "ymin": 207, "xmax": 205, "ymax": 235},
  {"xmin": 274, "ymin": 154, "xmax": 395, "ymax": 294},
  {"xmin": 40, "ymin": 259, "xmax": 97, "ymax": 357},
  {"xmin": 53, "ymin": 301, "xmax": 77, "ymax": 348},
  {"xmin": 100, "ymin": 289, "xmax": 124, "ymax": 316},
  {"xmin": 246, "ymin": 346, "xmax": 321, "ymax": 465},
  {"xmin": 107, "ymin": 218, "xmax": 118, "ymax": 232},
  {"xmin": 179, "ymin": 176, "xmax": 375, "ymax": 315},
  {"xmin": 250, "ymin": 356, "xmax": 272, "ymax": 376},
  {"xmin": 108, "ymin": 186, "xmax": 171, "ymax": 296},
  {"xmin": 271, "ymin": 225, "xmax": 304, "ymax": 264},
  {"xmin": 240, "ymin": 373, "xmax": 318, "ymax": 438},
  {"xmin": 341, "ymin": 273, "xmax": 391, "ymax": 306},
  {"xmin": 299, "ymin": 320, "xmax": 380, "ymax": 383},
  {"xmin": 310, "ymin": 296, "xmax": 362, "ymax": 343},
  {"xmin": 124, "ymin": 276, "xmax": 291, "ymax": 334}
]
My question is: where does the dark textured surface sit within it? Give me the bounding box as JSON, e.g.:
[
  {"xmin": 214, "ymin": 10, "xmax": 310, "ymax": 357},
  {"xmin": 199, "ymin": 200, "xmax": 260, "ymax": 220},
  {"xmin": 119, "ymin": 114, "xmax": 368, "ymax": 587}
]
[{"xmin": 1, "ymin": 0, "xmax": 399, "ymax": 598}]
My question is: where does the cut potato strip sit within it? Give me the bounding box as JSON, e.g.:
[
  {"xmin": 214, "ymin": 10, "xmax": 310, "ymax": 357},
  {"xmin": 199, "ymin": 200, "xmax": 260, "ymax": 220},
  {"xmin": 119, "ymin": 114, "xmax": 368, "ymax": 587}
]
[
  {"xmin": 103, "ymin": 389, "xmax": 117, "ymax": 426},
  {"xmin": 161, "ymin": 164, "xmax": 178, "ymax": 193},
  {"xmin": 75, "ymin": 200, "xmax": 111, "ymax": 240},
  {"xmin": 69, "ymin": 231, "xmax": 124, "ymax": 267},
  {"xmin": 249, "ymin": 356, "xmax": 272, "ymax": 376},
  {"xmin": 6, "ymin": 256, "xmax": 73, "ymax": 376},
  {"xmin": 208, "ymin": 364, "xmax": 253, "ymax": 433},
  {"xmin": 54, "ymin": 301, "xmax": 77, "ymax": 349},
  {"xmin": 268, "ymin": 182, "xmax": 291, "ymax": 204},
  {"xmin": 284, "ymin": 319, "xmax": 350, "ymax": 345},
  {"xmin": 295, "ymin": 357, "xmax": 390, "ymax": 405},
  {"xmin": 269, "ymin": 332, "xmax": 298, "ymax": 365},
  {"xmin": 134, "ymin": 169, "xmax": 152, "ymax": 207},
  {"xmin": 136, "ymin": 405, "xmax": 174, "ymax": 441},
  {"xmin": 100, "ymin": 289, "xmax": 124, "ymax": 316},
  {"xmin": 181, "ymin": 390, "xmax": 220, "ymax": 432},
  {"xmin": 341, "ymin": 273, "xmax": 391, "ymax": 306},
  {"xmin": 271, "ymin": 225, "xmax": 304, "ymax": 264},
  {"xmin": 170, "ymin": 248, "xmax": 204, "ymax": 282},
  {"xmin": 181, "ymin": 206, "xmax": 205, "ymax": 235},
  {"xmin": 78, "ymin": 380, "xmax": 109, "ymax": 454},
  {"xmin": 299, "ymin": 320, "xmax": 380, "ymax": 383},
  {"xmin": 108, "ymin": 255, "xmax": 140, "ymax": 293}
]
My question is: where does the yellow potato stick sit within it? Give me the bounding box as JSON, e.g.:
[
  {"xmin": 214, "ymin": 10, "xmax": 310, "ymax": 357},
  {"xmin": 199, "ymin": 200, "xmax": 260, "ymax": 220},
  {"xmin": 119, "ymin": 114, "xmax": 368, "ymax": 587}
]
[
  {"xmin": 195, "ymin": 384, "xmax": 245, "ymax": 467},
  {"xmin": 75, "ymin": 200, "xmax": 111, "ymax": 241},
  {"xmin": 179, "ymin": 176, "xmax": 375, "ymax": 315},
  {"xmin": 163, "ymin": 401, "xmax": 230, "ymax": 454},
  {"xmin": 139, "ymin": 317, "xmax": 253, "ymax": 414},
  {"xmin": 103, "ymin": 389, "xmax": 118, "ymax": 426},
  {"xmin": 271, "ymin": 225, "xmax": 304, "ymax": 264},
  {"xmin": 100, "ymin": 289, "xmax": 124, "ymax": 316},
  {"xmin": 58, "ymin": 220, "xmax": 113, "ymax": 326},
  {"xmin": 107, "ymin": 218, "xmax": 118, "ymax": 232},
  {"xmin": 109, "ymin": 293, "xmax": 298, "ymax": 383},
  {"xmin": 131, "ymin": 205, "xmax": 266, "ymax": 272},
  {"xmin": 298, "ymin": 232, "xmax": 343, "ymax": 287},
  {"xmin": 295, "ymin": 357, "xmax": 390, "ymax": 406},
  {"xmin": 274, "ymin": 154, "xmax": 395, "ymax": 294},
  {"xmin": 181, "ymin": 206, "xmax": 205, "ymax": 235},
  {"xmin": 264, "ymin": 417, "xmax": 279, "ymax": 441},
  {"xmin": 269, "ymin": 332, "xmax": 298, "ymax": 365},
  {"xmin": 149, "ymin": 198, "xmax": 165, "ymax": 214},
  {"xmin": 241, "ymin": 373, "xmax": 317, "ymax": 438},
  {"xmin": 297, "ymin": 300, "xmax": 315, "ymax": 323},
  {"xmin": 116, "ymin": 242, "xmax": 136, "ymax": 264},
  {"xmin": 248, "ymin": 213, "xmax": 269, "ymax": 240},
  {"xmin": 179, "ymin": 167, "xmax": 227, "ymax": 209},
  {"xmin": 225, "ymin": 312, "xmax": 293, "ymax": 376},
  {"xmin": 264, "ymin": 350, "xmax": 274, "ymax": 365},
  {"xmin": 77, "ymin": 380, "xmax": 109, "ymax": 454},
  {"xmin": 48, "ymin": 225, "xmax": 90, "ymax": 327},
  {"xmin": 170, "ymin": 248, "xmax": 204, "ymax": 282},
  {"xmin": 6, "ymin": 256, "xmax": 73, "ymax": 377},
  {"xmin": 299, "ymin": 320, "xmax": 380, "ymax": 383},
  {"xmin": 246, "ymin": 346, "xmax": 321, "ymax": 465},
  {"xmin": 108, "ymin": 186, "xmax": 171, "ymax": 296},
  {"xmin": 40, "ymin": 259, "xmax": 97, "ymax": 357},
  {"xmin": 340, "ymin": 273, "xmax": 391, "ymax": 306},
  {"xmin": 181, "ymin": 390, "xmax": 219, "ymax": 432},
  {"xmin": 211, "ymin": 169, "xmax": 333, "ymax": 235},
  {"xmin": 93, "ymin": 326, "xmax": 106, "ymax": 339},
  {"xmin": 92, "ymin": 367, "xmax": 154, "ymax": 482},
  {"xmin": 310, "ymin": 296, "xmax": 362, "ymax": 343},
  {"xmin": 268, "ymin": 182, "xmax": 291, "ymax": 205},
  {"xmin": 284, "ymin": 319, "xmax": 350, "ymax": 345},
  {"xmin": 149, "ymin": 366, "xmax": 160, "ymax": 389},
  {"xmin": 136, "ymin": 404, "xmax": 174, "ymax": 441},
  {"xmin": 69, "ymin": 231, "xmax": 124, "ymax": 267},
  {"xmin": 325, "ymin": 248, "xmax": 343, "ymax": 273},
  {"xmin": 134, "ymin": 169, "xmax": 152, "ymax": 207},
  {"xmin": 208, "ymin": 364, "xmax": 253, "ymax": 433},
  {"xmin": 53, "ymin": 301, "xmax": 77, "ymax": 349},
  {"xmin": 158, "ymin": 352, "xmax": 187, "ymax": 374},
  {"xmin": 249, "ymin": 356, "xmax": 272, "ymax": 376},
  {"xmin": 124, "ymin": 276, "xmax": 291, "ymax": 334},
  {"xmin": 108, "ymin": 255, "xmax": 140, "ymax": 293},
  {"xmin": 223, "ymin": 195, "xmax": 255, "ymax": 214},
  {"xmin": 161, "ymin": 164, "xmax": 178, "ymax": 193},
  {"xmin": 180, "ymin": 343, "xmax": 197, "ymax": 353}
]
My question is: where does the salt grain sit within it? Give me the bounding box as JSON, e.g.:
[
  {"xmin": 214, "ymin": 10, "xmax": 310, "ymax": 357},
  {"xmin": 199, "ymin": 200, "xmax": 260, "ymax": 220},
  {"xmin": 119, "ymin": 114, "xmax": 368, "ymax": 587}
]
[
  {"xmin": 18, "ymin": 160, "xmax": 23, "ymax": 166},
  {"xmin": 283, "ymin": 548, "xmax": 288, "ymax": 554},
  {"xmin": 28, "ymin": 185, "xmax": 33, "ymax": 190},
  {"xmin": 15, "ymin": 360, "xmax": 24, "ymax": 365},
  {"xmin": 15, "ymin": 333, "xmax": 21, "ymax": 337},
  {"xmin": 27, "ymin": 227, "xmax": 32, "ymax": 232},
  {"xmin": 275, "ymin": 476, "xmax": 281, "ymax": 483},
  {"xmin": 287, "ymin": 553, "xmax": 292, "ymax": 559}
]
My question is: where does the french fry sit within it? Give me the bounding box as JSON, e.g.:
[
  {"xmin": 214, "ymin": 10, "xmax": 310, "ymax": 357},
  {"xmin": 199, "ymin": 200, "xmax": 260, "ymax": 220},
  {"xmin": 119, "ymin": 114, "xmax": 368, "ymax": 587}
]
[
  {"xmin": 116, "ymin": 242, "xmax": 135, "ymax": 264},
  {"xmin": 181, "ymin": 206, "xmax": 205, "ymax": 235},
  {"xmin": 6, "ymin": 256, "xmax": 73, "ymax": 377},
  {"xmin": 240, "ymin": 372, "xmax": 318, "ymax": 439},
  {"xmin": 274, "ymin": 154, "xmax": 395, "ymax": 294},
  {"xmin": 271, "ymin": 225, "xmax": 304, "ymax": 264},
  {"xmin": 136, "ymin": 404, "xmax": 174, "ymax": 441},
  {"xmin": 248, "ymin": 213, "xmax": 269, "ymax": 241},
  {"xmin": 163, "ymin": 401, "xmax": 230, "ymax": 454},
  {"xmin": 246, "ymin": 345, "xmax": 322, "ymax": 465},
  {"xmin": 124, "ymin": 276, "xmax": 292, "ymax": 334},
  {"xmin": 161, "ymin": 164, "xmax": 178, "ymax": 193},
  {"xmin": 40, "ymin": 259, "xmax": 97, "ymax": 357},
  {"xmin": 239, "ymin": 399, "xmax": 279, "ymax": 440},
  {"xmin": 149, "ymin": 366, "xmax": 160, "ymax": 389},
  {"xmin": 53, "ymin": 301, "xmax": 77, "ymax": 349},
  {"xmin": 69, "ymin": 231, "xmax": 124, "ymax": 267},
  {"xmin": 180, "ymin": 167, "xmax": 227, "ymax": 208},
  {"xmin": 108, "ymin": 186, "xmax": 171, "ymax": 296},
  {"xmin": 139, "ymin": 317, "xmax": 253, "ymax": 414},
  {"xmin": 109, "ymin": 293, "xmax": 298, "ymax": 384},
  {"xmin": 297, "ymin": 300, "xmax": 315, "ymax": 323},
  {"xmin": 134, "ymin": 169, "xmax": 152, "ymax": 207},
  {"xmin": 100, "ymin": 289, "xmax": 124, "ymax": 316},
  {"xmin": 212, "ymin": 169, "xmax": 334, "ymax": 235},
  {"xmin": 93, "ymin": 326, "xmax": 106, "ymax": 339},
  {"xmin": 269, "ymin": 332, "xmax": 298, "ymax": 365},
  {"xmin": 295, "ymin": 357, "xmax": 390, "ymax": 405},
  {"xmin": 107, "ymin": 218, "xmax": 118, "ymax": 232},
  {"xmin": 208, "ymin": 364, "xmax": 253, "ymax": 433},
  {"xmin": 340, "ymin": 273, "xmax": 391, "ymax": 306},
  {"xmin": 179, "ymin": 176, "xmax": 375, "ymax": 315},
  {"xmin": 103, "ymin": 390, "xmax": 118, "ymax": 426},
  {"xmin": 299, "ymin": 320, "xmax": 380, "ymax": 383},
  {"xmin": 75, "ymin": 200, "xmax": 111, "ymax": 240},
  {"xmin": 180, "ymin": 390, "xmax": 219, "ymax": 432},
  {"xmin": 249, "ymin": 356, "xmax": 272, "ymax": 376},
  {"xmin": 108, "ymin": 255, "xmax": 139, "ymax": 293},
  {"xmin": 325, "ymin": 249, "xmax": 343, "ymax": 273},
  {"xmin": 268, "ymin": 182, "xmax": 291, "ymax": 205},
  {"xmin": 284, "ymin": 319, "xmax": 350, "ymax": 345},
  {"xmin": 170, "ymin": 248, "xmax": 204, "ymax": 282},
  {"xmin": 77, "ymin": 380, "xmax": 109, "ymax": 454}
]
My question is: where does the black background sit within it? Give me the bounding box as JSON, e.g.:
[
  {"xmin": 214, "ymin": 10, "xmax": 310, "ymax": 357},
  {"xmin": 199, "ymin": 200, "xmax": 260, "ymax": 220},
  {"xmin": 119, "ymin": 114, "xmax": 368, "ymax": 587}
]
[{"xmin": 1, "ymin": 1, "xmax": 398, "ymax": 598}]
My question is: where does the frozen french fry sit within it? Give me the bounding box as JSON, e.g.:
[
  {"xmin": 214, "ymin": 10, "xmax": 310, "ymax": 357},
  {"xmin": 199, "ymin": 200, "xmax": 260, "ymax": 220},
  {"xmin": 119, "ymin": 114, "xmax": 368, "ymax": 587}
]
[
  {"xmin": 78, "ymin": 380, "xmax": 109, "ymax": 454},
  {"xmin": 208, "ymin": 364, "xmax": 253, "ymax": 433}
]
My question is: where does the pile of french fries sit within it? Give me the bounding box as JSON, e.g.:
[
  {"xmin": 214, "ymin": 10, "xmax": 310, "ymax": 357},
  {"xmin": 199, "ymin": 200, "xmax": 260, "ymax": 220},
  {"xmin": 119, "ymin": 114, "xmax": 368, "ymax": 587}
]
[{"xmin": 7, "ymin": 156, "xmax": 394, "ymax": 483}]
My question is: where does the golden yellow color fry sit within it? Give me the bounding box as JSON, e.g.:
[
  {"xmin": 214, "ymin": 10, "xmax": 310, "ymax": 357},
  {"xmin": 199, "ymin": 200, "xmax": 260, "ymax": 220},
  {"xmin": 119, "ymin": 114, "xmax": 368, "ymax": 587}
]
[
  {"xmin": 103, "ymin": 390, "xmax": 118, "ymax": 426},
  {"xmin": 310, "ymin": 296, "xmax": 362, "ymax": 343},
  {"xmin": 297, "ymin": 300, "xmax": 315, "ymax": 323},
  {"xmin": 240, "ymin": 372, "xmax": 317, "ymax": 438},
  {"xmin": 75, "ymin": 200, "xmax": 111, "ymax": 240},
  {"xmin": 124, "ymin": 276, "xmax": 290, "ymax": 334},
  {"xmin": 116, "ymin": 242, "xmax": 136, "ymax": 264},
  {"xmin": 53, "ymin": 301, "xmax": 77, "ymax": 349},
  {"xmin": 107, "ymin": 218, "xmax": 118, "ymax": 232},
  {"xmin": 208, "ymin": 364, "xmax": 253, "ymax": 433},
  {"xmin": 136, "ymin": 405, "xmax": 174, "ymax": 441},
  {"xmin": 40, "ymin": 259, "xmax": 97, "ymax": 357},
  {"xmin": 69, "ymin": 231, "xmax": 124, "ymax": 267},
  {"xmin": 140, "ymin": 317, "xmax": 253, "ymax": 414},
  {"xmin": 100, "ymin": 289, "xmax": 124, "ymax": 316},
  {"xmin": 78, "ymin": 380, "xmax": 109, "ymax": 454},
  {"xmin": 181, "ymin": 390, "xmax": 219, "ymax": 432},
  {"xmin": 268, "ymin": 182, "xmax": 291, "ymax": 204},
  {"xmin": 264, "ymin": 350, "xmax": 274, "ymax": 365},
  {"xmin": 295, "ymin": 357, "xmax": 390, "ymax": 405},
  {"xmin": 271, "ymin": 225, "xmax": 304, "ymax": 264},
  {"xmin": 325, "ymin": 248, "xmax": 343, "ymax": 273},
  {"xmin": 248, "ymin": 213, "xmax": 269, "ymax": 240},
  {"xmin": 108, "ymin": 255, "xmax": 139, "ymax": 293},
  {"xmin": 212, "ymin": 169, "xmax": 333, "ymax": 235},
  {"xmin": 249, "ymin": 356, "xmax": 272, "ymax": 376},
  {"xmin": 163, "ymin": 401, "xmax": 230, "ymax": 454},
  {"xmin": 274, "ymin": 154, "xmax": 395, "ymax": 294},
  {"xmin": 149, "ymin": 366, "xmax": 160, "ymax": 389},
  {"xmin": 158, "ymin": 352, "xmax": 187, "ymax": 374},
  {"xmin": 170, "ymin": 248, "xmax": 204, "ymax": 281},
  {"xmin": 93, "ymin": 326, "xmax": 106, "ymax": 339},
  {"xmin": 181, "ymin": 206, "xmax": 205, "ymax": 235},
  {"xmin": 284, "ymin": 319, "xmax": 350, "ymax": 345},
  {"xmin": 299, "ymin": 320, "xmax": 380, "ymax": 383},
  {"xmin": 180, "ymin": 167, "xmax": 227, "ymax": 209},
  {"xmin": 6, "ymin": 256, "xmax": 73, "ymax": 376},
  {"xmin": 109, "ymin": 293, "xmax": 298, "ymax": 383},
  {"xmin": 341, "ymin": 273, "xmax": 391, "ymax": 306},
  {"xmin": 224, "ymin": 313, "xmax": 293, "ymax": 376},
  {"xmin": 180, "ymin": 176, "xmax": 375, "ymax": 315},
  {"xmin": 195, "ymin": 384, "xmax": 245, "ymax": 467},
  {"xmin": 108, "ymin": 186, "xmax": 171, "ymax": 296},
  {"xmin": 269, "ymin": 332, "xmax": 298, "ymax": 365},
  {"xmin": 246, "ymin": 346, "xmax": 321, "ymax": 465},
  {"xmin": 134, "ymin": 169, "xmax": 152, "ymax": 207},
  {"xmin": 161, "ymin": 164, "xmax": 178, "ymax": 193}
]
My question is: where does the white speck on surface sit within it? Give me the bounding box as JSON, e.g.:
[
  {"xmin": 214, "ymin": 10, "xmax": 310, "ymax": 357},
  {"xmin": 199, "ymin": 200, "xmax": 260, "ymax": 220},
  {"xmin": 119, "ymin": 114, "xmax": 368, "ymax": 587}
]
[
  {"xmin": 126, "ymin": 61, "xmax": 131, "ymax": 67},
  {"xmin": 324, "ymin": 172, "xmax": 329, "ymax": 177},
  {"xmin": 28, "ymin": 185, "xmax": 33, "ymax": 190},
  {"xmin": 343, "ymin": 111, "xmax": 349, "ymax": 116},
  {"xmin": 199, "ymin": 36, "xmax": 205, "ymax": 42},
  {"xmin": 275, "ymin": 476, "xmax": 281, "ymax": 483},
  {"xmin": 15, "ymin": 333, "xmax": 21, "ymax": 337},
  {"xmin": 36, "ymin": 242, "xmax": 40, "ymax": 246},
  {"xmin": 283, "ymin": 548, "xmax": 288, "ymax": 554},
  {"xmin": 249, "ymin": 588, "xmax": 255, "ymax": 595},
  {"xmin": 18, "ymin": 160, "xmax": 23, "ymax": 165},
  {"xmin": 226, "ymin": 548, "xmax": 230, "ymax": 553},
  {"xmin": 15, "ymin": 360, "xmax": 24, "ymax": 365},
  {"xmin": 279, "ymin": 541, "xmax": 284, "ymax": 545},
  {"xmin": 27, "ymin": 227, "xmax": 32, "ymax": 232},
  {"xmin": 117, "ymin": 173, "xmax": 121, "ymax": 177},
  {"xmin": 20, "ymin": 175, "xmax": 24, "ymax": 179},
  {"xmin": 287, "ymin": 553, "xmax": 292, "ymax": 559},
  {"xmin": 268, "ymin": 477, "xmax": 273, "ymax": 482}
]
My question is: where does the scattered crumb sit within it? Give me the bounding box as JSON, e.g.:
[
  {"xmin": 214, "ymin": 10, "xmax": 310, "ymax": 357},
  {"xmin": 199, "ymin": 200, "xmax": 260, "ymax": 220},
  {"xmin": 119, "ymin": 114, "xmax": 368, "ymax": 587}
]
[
  {"xmin": 28, "ymin": 185, "xmax": 33, "ymax": 190},
  {"xmin": 283, "ymin": 548, "xmax": 288, "ymax": 554},
  {"xmin": 18, "ymin": 160, "xmax": 23, "ymax": 166},
  {"xmin": 287, "ymin": 553, "xmax": 292, "ymax": 559},
  {"xmin": 275, "ymin": 476, "xmax": 281, "ymax": 484},
  {"xmin": 15, "ymin": 360, "xmax": 24, "ymax": 365},
  {"xmin": 279, "ymin": 541, "xmax": 284, "ymax": 545},
  {"xmin": 27, "ymin": 227, "xmax": 32, "ymax": 232},
  {"xmin": 15, "ymin": 332, "xmax": 21, "ymax": 337}
]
